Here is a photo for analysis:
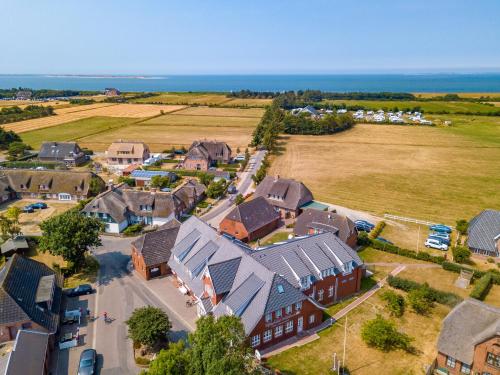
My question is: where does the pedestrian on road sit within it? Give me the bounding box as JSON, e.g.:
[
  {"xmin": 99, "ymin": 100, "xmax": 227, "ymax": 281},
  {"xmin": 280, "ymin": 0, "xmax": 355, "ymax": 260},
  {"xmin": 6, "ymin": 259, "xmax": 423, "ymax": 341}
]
[{"xmin": 103, "ymin": 311, "xmax": 107, "ymax": 322}]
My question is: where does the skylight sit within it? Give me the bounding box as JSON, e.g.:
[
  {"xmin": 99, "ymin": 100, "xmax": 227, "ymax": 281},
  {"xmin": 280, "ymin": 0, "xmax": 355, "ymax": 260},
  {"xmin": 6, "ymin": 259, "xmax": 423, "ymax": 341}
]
[{"xmin": 277, "ymin": 284, "xmax": 285, "ymax": 294}]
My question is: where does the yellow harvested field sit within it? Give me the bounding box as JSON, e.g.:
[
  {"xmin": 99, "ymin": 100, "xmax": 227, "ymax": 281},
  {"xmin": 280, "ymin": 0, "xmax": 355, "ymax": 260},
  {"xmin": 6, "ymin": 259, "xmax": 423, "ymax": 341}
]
[
  {"xmin": 171, "ymin": 106, "xmax": 264, "ymax": 118},
  {"xmin": 3, "ymin": 103, "xmax": 186, "ymax": 133},
  {"xmin": 224, "ymin": 98, "xmax": 273, "ymax": 106},
  {"xmin": 141, "ymin": 113, "xmax": 258, "ymax": 128},
  {"xmin": 414, "ymin": 92, "xmax": 500, "ymax": 99},
  {"xmin": 133, "ymin": 92, "xmax": 232, "ymax": 105}
]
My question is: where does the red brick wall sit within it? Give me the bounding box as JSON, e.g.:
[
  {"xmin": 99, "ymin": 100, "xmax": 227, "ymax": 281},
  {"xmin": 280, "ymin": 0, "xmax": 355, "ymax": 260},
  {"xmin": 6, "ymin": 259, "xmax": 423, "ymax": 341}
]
[
  {"xmin": 304, "ymin": 266, "xmax": 363, "ymax": 305},
  {"xmin": 183, "ymin": 159, "xmax": 209, "ymax": 171},
  {"xmin": 248, "ymin": 219, "xmax": 280, "ymax": 242},
  {"xmin": 0, "ymin": 320, "xmax": 47, "ymax": 343},
  {"xmin": 248, "ymin": 299, "xmax": 322, "ymax": 350},
  {"xmin": 132, "ymin": 246, "xmax": 170, "ymax": 280}
]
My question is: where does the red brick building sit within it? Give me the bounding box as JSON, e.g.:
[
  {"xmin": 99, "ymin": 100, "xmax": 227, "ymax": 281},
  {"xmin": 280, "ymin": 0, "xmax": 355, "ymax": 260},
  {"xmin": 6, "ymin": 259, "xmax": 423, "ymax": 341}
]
[
  {"xmin": 219, "ymin": 197, "xmax": 280, "ymax": 242},
  {"xmin": 168, "ymin": 216, "xmax": 363, "ymax": 351},
  {"xmin": 182, "ymin": 140, "xmax": 232, "ymax": 171},
  {"xmin": 435, "ymin": 299, "xmax": 500, "ymax": 375}
]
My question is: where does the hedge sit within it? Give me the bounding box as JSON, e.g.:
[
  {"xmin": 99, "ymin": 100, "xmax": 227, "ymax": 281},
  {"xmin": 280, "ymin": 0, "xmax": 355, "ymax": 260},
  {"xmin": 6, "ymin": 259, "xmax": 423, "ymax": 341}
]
[
  {"xmin": 442, "ymin": 262, "xmax": 500, "ymax": 285},
  {"xmin": 370, "ymin": 238, "xmax": 446, "ymax": 265},
  {"xmin": 387, "ymin": 275, "xmax": 462, "ymax": 307},
  {"xmin": 369, "ymin": 221, "xmax": 386, "ymax": 239},
  {"xmin": 470, "ymin": 273, "xmax": 493, "ymax": 300}
]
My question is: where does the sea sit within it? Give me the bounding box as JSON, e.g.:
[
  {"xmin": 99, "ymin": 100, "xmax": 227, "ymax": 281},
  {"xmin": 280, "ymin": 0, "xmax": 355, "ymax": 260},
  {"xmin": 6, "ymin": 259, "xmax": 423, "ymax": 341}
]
[{"xmin": 1, "ymin": 73, "xmax": 500, "ymax": 93}]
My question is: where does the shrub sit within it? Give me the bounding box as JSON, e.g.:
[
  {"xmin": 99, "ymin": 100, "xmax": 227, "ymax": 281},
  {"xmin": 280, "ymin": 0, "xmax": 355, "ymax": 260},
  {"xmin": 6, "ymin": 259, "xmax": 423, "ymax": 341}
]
[
  {"xmin": 470, "ymin": 273, "xmax": 493, "ymax": 300},
  {"xmin": 369, "ymin": 221, "xmax": 386, "ymax": 239},
  {"xmin": 357, "ymin": 231, "xmax": 371, "ymax": 246},
  {"xmin": 407, "ymin": 287, "xmax": 433, "ymax": 315},
  {"xmin": 452, "ymin": 246, "xmax": 471, "ymax": 264},
  {"xmin": 135, "ymin": 356, "xmax": 151, "ymax": 366},
  {"xmin": 487, "ymin": 257, "xmax": 495, "ymax": 264},
  {"xmin": 235, "ymin": 194, "xmax": 245, "ymax": 206},
  {"xmin": 123, "ymin": 223, "xmax": 144, "ymax": 236},
  {"xmin": 361, "ymin": 315, "xmax": 413, "ymax": 352},
  {"xmin": 126, "ymin": 306, "xmax": 171, "ymax": 348},
  {"xmin": 380, "ymin": 290, "xmax": 405, "ymax": 317},
  {"xmin": 370, "ymin": 238, "xmax": 446, "ymax": 265},
  {"xmin": 455, "ymin": 219, "xmax": 469, "ymax": 235}
]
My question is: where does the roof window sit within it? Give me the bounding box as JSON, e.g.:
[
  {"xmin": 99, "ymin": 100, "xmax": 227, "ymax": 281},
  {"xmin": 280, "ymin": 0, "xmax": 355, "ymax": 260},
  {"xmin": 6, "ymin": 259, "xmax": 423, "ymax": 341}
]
[{"xmin": 277, "ymin": 284, "xmax": 284, "ymax": 294}]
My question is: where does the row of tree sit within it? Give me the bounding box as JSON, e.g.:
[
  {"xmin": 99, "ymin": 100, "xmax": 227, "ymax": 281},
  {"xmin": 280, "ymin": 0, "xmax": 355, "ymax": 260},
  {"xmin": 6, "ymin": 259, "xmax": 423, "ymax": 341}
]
[
  {"xmin": 283, "ymin": 112, "xmax": 354, "ymax": 135},
  {"xmin": 0, "ymin": 105, "xmax": 55, "ymax": 125}
]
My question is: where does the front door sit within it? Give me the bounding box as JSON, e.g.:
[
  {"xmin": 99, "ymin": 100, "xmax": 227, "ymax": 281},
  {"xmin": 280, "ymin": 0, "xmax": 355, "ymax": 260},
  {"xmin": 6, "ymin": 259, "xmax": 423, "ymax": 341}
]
[{"xmin": 297, "ymin": 316, "xmax": 303, "ymax": 333}]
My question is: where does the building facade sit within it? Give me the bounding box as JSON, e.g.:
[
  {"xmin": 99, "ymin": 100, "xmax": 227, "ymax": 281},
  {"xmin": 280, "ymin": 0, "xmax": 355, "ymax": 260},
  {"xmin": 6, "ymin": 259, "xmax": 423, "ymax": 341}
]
[
  {"xmin": 106, "ymin": 141, "xmax": 150, "ymax": 167},
  {"xmin": 38, "ymin": 141, "xmax": 87, "ymax": 167},
  {"xmin": 182, "ymin": 140, "xmax": 232, "ymax": 171}
]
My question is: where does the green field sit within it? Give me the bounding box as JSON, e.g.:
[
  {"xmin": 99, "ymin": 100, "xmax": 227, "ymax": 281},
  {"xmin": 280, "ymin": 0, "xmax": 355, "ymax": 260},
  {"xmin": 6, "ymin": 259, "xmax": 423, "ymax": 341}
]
[
  {"xmin": 270, "ymin": 114, "xmax": 500, "ymax": 224},
  {"xmin": 20, "ymin": 116, "xmax": 138, "ymax": 149},
  {"xmin": 132, "ymin": 92, "xmax": 271, "ymax": 107},
  {"xmin": 322, "ymin": 99, "xmax": 499, "ymax": 114}
]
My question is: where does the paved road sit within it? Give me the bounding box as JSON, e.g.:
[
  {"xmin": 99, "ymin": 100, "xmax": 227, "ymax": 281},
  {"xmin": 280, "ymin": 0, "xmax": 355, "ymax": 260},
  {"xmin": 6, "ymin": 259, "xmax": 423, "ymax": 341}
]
[
  {"xmin": 58, "ymin": 236, "xmax": 194, "ymax": 375},
  {"xmin": 202, "ymin": 150, "xmax": 266, "ymax": 226}
]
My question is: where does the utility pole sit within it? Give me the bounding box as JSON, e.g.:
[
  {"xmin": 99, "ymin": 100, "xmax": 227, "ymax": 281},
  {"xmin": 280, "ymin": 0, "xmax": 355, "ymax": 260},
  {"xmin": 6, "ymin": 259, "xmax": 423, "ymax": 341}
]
[{"xmin": 416, "ymin": 224, "xmax": 420, "ymax": 253}]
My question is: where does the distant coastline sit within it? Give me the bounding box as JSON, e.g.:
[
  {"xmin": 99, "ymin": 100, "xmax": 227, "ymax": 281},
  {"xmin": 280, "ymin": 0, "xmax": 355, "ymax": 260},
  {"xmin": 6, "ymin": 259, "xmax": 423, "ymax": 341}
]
[{"xmin": 1, "ymin": 73, "xmax": 500, "ymax": 93}]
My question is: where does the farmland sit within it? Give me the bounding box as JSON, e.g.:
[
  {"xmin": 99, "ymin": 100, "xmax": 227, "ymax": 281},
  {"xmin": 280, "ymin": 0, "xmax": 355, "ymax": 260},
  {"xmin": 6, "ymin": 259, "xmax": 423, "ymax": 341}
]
[
  {"xmin": 269, "ymin": 116, "xmax": 500, "ymax": 224},
  {"xmin": 3, "ymin": 103, "xmax": 185, "ymax": 133},
  {"xmin": 19, "ymin": 106, "xmax": 261, "ymax": 152},
  {"xmin": 132, "ymin": 92, "xmax": 271, "ymax": 107}
]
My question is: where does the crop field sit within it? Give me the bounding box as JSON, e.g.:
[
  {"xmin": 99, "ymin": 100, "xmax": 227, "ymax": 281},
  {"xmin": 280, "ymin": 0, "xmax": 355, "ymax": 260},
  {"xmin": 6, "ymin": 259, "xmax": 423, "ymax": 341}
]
[
  {"xmin": 224, "ymin": 98, "xmax": 273, "ymax": 107},
  {"xmin": 322, "ymin": 99, "xmax": 499, "ymax": 114},
  {"xmin": 269, "ymin": 116, "xmax": 500, "ymax": 224},
  {"xmin": 133, "ymin": 92, "xmax": 232, "ymax": 105},
  {"xmin": 171, "ymin": 106, "xmax": 264, "ymax": 118},
  {"xmin": 414, "ymin": 92, "xmax": 500, "ymax": 100},
  {"xmin": 3, "ymin": 103, "xmax": 185, "ymax": 133}
]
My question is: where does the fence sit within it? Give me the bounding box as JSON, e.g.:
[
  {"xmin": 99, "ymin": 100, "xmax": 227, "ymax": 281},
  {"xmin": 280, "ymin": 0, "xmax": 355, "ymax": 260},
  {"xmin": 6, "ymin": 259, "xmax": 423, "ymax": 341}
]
[{"xmin": 384, "ymin": 214, "xmax": 441, "ymax": 227}]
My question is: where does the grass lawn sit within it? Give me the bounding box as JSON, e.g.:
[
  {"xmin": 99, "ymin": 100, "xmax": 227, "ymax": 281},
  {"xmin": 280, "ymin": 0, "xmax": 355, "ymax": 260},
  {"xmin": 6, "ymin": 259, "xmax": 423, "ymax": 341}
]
[
  {"xmin": 358, "ymin": 247, "xmax": 423, "ymax": 264},
  {"xmin": 269, "ymin": 117, "xmax": 500, "ymax": 224},
  {"xmin": 321, "ymin": 99, "xmax": 499, "ymax": 114},
  {"xmin": 261, "ymin": 231, "xmax": 292, "ymax": 245},
  {"xmin": 267, "ymin": 290, "xmax": 449, "ymax": 375},
  {"xmin": 20, "ymin": 116, "xmax": 139, "ymax": 149}
]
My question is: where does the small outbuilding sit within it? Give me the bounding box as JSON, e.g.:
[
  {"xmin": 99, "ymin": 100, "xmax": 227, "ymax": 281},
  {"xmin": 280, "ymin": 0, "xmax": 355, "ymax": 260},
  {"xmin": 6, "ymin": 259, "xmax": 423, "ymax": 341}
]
[{"xmin": 0, "ymin": 236, "xmax": 29, "ymax": 257}]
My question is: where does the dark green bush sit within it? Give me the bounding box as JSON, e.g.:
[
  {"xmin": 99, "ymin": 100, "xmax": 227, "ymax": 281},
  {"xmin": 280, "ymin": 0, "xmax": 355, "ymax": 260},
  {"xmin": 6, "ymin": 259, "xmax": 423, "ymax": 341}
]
[
  {"xmin": 123, "ymin": 223, "xmax": 144, "ymax": 236},
  {"xmin": 370, "ymin": 238, "xmax": 445, "ymax": 265},
  {"xmin": 357, "ymin": 231, "xmax": 371, "ymax": 246},
  {"xmin": 470, "ymin": 273, "xmax": 493, "ymax": 300},
  {"xmin": 380, "ymin": 290, "xmax": 405, "ymax": 317}
]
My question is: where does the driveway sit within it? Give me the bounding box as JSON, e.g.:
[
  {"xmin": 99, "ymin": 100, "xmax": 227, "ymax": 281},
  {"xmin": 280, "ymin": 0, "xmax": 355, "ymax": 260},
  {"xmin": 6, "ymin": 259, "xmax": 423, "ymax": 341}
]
[
  {"xmin": 54, "ymin": 235, "xmax": 196, "ymax": 375},
  {"xmin": 202, "ymin": 150, "xmax": 266, "ymax": 226}
]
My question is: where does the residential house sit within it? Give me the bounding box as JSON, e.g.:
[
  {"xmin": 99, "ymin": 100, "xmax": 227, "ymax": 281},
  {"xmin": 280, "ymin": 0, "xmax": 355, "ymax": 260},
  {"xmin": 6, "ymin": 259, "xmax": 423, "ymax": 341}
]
[
  {"xmin": 131, "ymin": 220, "xmax": 181, "ymax": 280},
  {"xmin": 168, "ymin": 216, "xmax": 324, "ymax": 350},
  {"xmin": 172, "ymin": 179, "xmax": 206, "ymax": 213},
  {"xmin": 104, "ymin": 88, "xmax": 120, "ymax": 96},
  {"xmin": 0, "ymin": 255, "xmax": 62, "ymax": 343},
  {"xmin": 0, "ymin": 176, "xmax": 15, "ymax": 203},
  {"xmin": 15, "ymin": 91, "xmax": 32, "ymax": 100},
  {"xmin": 3, "ymin": 330, "xmax": 51, "ymax": 375},
  {"xmin": 291, "ymin": 106, "xmax": 320, "ymax": 118},
  {"xmin": 106, "ymin": 141, "xmax": 150, "ymax": 167},
  {"xmin": 254, "ymin": 175, "xmax": 313, "ymax": 219},
  {"xmin": 1, "ymin": 169, "xmax": 103, "ymax": 201},
  {"xmin": 251, "ymin": 232, "xmax": 364, "ymax": 305},
  {"xmin": 130, "ymin": 170, "xmax": 177, "ymax": 188},
  {"xmin": 294, "ymin": 209, "xmax": 358, "ymax": 248},
  {"xmin": 435, "ymin": 299, "xmax": 499, "ymax": 375},
  {"xmin": 38, "ymin": 141, "xmax": 87, "ymax": 166},
  {"xmin": 467, "ymin": 210, "xmax": 500, "ymax": 257},
  {"xmin": 206, "ymin": 170, "xmax": 231, "ymax": 183},
  {"xmin": 219, "ymin": 197, "xmax": 280, "ymax": 242},
  {"xmin": 182, "ymin": 140, "xmax": 232, "ymax": 170},
  {"xmin": 0, "ymin": 236, "xmax": 29, "ymax": 258}
]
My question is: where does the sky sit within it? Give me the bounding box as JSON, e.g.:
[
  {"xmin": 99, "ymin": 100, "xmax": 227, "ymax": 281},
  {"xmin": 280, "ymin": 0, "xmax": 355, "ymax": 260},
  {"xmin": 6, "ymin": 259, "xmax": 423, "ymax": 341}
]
[{"xmin": 1, "ymin": 0, "xmax": 500, "ymax": 74}]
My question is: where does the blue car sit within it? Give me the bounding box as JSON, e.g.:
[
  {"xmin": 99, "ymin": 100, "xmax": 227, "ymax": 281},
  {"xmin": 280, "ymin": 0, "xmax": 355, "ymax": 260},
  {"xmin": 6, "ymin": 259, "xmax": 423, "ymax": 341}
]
[
  {"xmin": 429, "ymin": 224, "xmax": 452, "ymax": 233},
  {"xmin": 355, "ymin": 223, "xmax": 373, "ymax": 232},
  {"xmin": 355, "ymin": 220, "xmax": 375, "ymax": 229},
  {"xmin": 22, "ymin": 205, "xmax": 34, "ymax": 213},
  {"xmin": 31, "ymin": 202, "xmax": 48, "ymax": 209},
  {"xmin": 376, "ymin": 237, "xmax": 393, "ymax": 245},
  {"xmin": 431, "ymin": 232, "xmax": 450, "ymax": 240},
  {"xmin": 428, "ymin": 235, "xmax": 450, "ymax": 245}
]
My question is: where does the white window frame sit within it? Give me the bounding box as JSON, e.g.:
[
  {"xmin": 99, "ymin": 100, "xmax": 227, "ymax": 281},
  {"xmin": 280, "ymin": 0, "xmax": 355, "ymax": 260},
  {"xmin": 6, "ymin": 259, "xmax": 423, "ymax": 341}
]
[
  {"xmin": 275, "ymin": 325, "xmax": 283, "ymax": 337},
  {"xmin": 460, "ymin": 363, "xmax": 471, "ymax": 375},
  {"xmin": 285, "ymin": 320, "xmax": 294, "ymax": 333},
  {"xmin": 446, "ymin": 356, "xmax": 456, "ymax": 368},
  {"xmin": 251, "ymin": 334, "xmax": 260, "ymax": 347},
  {"xmin": 318, "ymin": 289, "xmax": 324, "ymax": 301},
  {"xmin": 285, "ymin": 305, "xmax": 292, "ymax": 315},
  {"xmin": 328, "ymin": 285, "xmax": 334, "ymax": 297},
  {"xmin": 263, "ymin": 329, "xmax": 272, "ymax": 343},
  {"xmin": 308, "ymin": 314, "xmax": 315, "ymax": 324},
  {"xmin": 265, "ymin": 313, "xmax": 272, "ymax": 323},
  {"xmin": 275, "ymin": 309, "xmax": 282, "ymax": 319},
  {"xmin": 295, "ymin": 301, "xmax": 302, "ymax": 311}
]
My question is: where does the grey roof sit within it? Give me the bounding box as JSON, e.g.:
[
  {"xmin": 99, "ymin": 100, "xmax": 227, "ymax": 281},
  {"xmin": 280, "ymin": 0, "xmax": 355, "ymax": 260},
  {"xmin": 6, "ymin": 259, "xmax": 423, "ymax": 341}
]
[
  {"xmin": 207, "ymin": 257, "xmax": 241, "ymax": 295},
  {"xmin": 437, "ymin": 299, "xmax": 500, "ymax": 365},
  {"xmin": 83, "ymin": 189, "xmax": 128, "ymax": 223},
  {"xmin": 200, "ymin": 296, "xmax": 213, "ymax": 314},
  {"xmin": 169, "ymin": 216, "xmax": 307, "ymax": 334},
  {"xmin": 0, "ymin": 255, "xmax": 62, "ymax": 333},
  {"xmin": 251, "ymin": 232, "xmax": 363, "ymax": 288},
  {"xmin": 254, "ymin": 176, "xmax": 313, "ymax": 211},
  {"xmin": 39, "ymin": 141, "xmax": 83, "ymax": 160},
  {"xmin": 294, "ymin": 209, "xmax": 357, "ymax": 243},
  {"xmin": 185, "ymin": 140, "xmax": 232, "ymax": 163},
  {"xmin": 264, "ymin": 274, "xmax": 309, "ymax": 314},
  {"xmin": 223, "ymin": 196, "xmax": 280, "ymax": 233},
  {"xmin": 0, "ymin": 237, "xmax": 29, "ymax": 255},
  {"xmin": 184, "ymin": 240, "xmax": 218, "ymax": 277},
  {"xmin": 173, "ymin": 180, "xmax": 206, "ymax": 209},
  {"xmin": 206, "ymin": 170, "xmax": 231, "ymax": 180},
  {"xmin": 467, "ymin": 210, "xmax": 500, "ymax": 256},
  {"xmin": 132, "ymin": 220, "xmax": 180, "ymax": 266},
  {"xmin": 6, "ymin": 330, "xmax": 50, "ymax": 375},
  {"xmin": 35, "ymin": 275, "xmax": 55, "ymax": 303}
]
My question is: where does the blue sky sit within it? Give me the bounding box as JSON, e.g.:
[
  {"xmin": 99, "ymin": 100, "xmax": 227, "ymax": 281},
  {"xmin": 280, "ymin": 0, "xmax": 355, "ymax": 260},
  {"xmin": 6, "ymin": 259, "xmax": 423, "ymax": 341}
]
[{"xmin": 1, "ymin": 0, "xmax": 499, "ymax": 74}]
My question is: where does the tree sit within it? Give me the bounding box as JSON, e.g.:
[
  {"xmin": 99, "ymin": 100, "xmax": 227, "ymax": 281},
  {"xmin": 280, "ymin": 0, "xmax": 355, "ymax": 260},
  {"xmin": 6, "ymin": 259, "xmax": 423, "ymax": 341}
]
[
  {"xmin": 150, "ymin": 175, "xmax": 171, "ymax": 189},
  {"xmin": 407, "ymin": 286, "xmax": 433, "ymax": 315},
  {"xmin": 235, "ymin": 194, "xmax": 245, "ymax": 205},
  {"xmin": 126, "ymin": 306, "xmax": 171, "ymax": 348},
  {"xmin": 146, "ymin": 341, "xmax": 190, "ymax": 375},
  {"xmin": 0, "ymin": 214, "xmax": 21, "ymax": 240},
  {"xmin": 118, "ymin": 176, "xmax": 135, "ymax": 187},
  {"xmin": 7, "ymin": 141, "xmax": 31, "ymax": 161},
  {"xmin": 361, "ymin": 315, "xmax": 413, "ymax": 352},
  {"xmin": 38, "ymin": 210, "xmax": 103, "ymax": 270},
  {"xmin": 455, "ymin": 219, "xmax": 469, "ymax": 235},
  {"xmin": 5, "ymin": 206, "xmax": 21, "ymax": 224},
  {"xmin": 199, "ymin": 172, "xmax": 214, "ymax": 187},
  {"xmin": 206, "ymin": 180, "xmax": 226, "ymax": 199},
  {"xmin": 453, "ymin": 246, "xmax": 471, "ymax": 264},
  {"xmin": 380, "ymin": 290, "xmax": 405, "ymax": 317},
  {"xmin": 89, "ymin": 176, "xmax": 105, "ymax": 196}
]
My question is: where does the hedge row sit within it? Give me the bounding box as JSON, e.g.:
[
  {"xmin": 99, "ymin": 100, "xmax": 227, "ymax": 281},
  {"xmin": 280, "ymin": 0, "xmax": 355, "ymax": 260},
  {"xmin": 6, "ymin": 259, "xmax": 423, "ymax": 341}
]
[
  {"xmin": 369, "ymin": 221, "xmax": 386, "ymax": 239},
  {"xmin": 370, "ymin": 238, "xmax": 446, "ymax": 265},
  {"xmin": 470, "ymin": 273, "xmax": 493, "ymax": 300},
  {"xmin": 387, "ymin": 275, "xmax": 462, "ymax": 307},
  {"xmin": 442, "ymin": 262, "xmax": 500, "ymax": 285}
]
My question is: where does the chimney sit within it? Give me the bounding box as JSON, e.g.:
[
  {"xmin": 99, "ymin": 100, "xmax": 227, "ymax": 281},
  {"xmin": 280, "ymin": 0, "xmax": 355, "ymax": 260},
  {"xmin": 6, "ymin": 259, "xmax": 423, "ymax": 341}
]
[{"xmin": 274, "ymin": 174, "xmax": 280, "ymax": 182}]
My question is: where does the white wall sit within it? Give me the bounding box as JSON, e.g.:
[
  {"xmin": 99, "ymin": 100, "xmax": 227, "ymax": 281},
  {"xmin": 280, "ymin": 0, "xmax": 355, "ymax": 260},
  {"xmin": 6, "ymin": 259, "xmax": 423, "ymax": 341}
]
[
  {"xmin": 104, "ymin": 220, "xmax": 128, "ymax": 233},
  {"xmin": 153, "ymin": 213, "xmax": 175, "ymax": 227}
]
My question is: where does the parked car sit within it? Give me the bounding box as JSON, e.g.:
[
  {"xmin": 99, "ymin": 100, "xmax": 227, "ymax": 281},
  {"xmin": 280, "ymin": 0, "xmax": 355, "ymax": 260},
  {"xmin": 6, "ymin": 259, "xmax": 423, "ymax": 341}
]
[
  {"xmin": 78, "ymin": 349, "xmax": 97, "ymax": 375},
  {"xmin": 31, "ymin": 202, "xmax": 48, "ymax": 209},
  {"xmin": 431, "ymin": 231, "xmax": 450, "ymax": 240},
  {"xmin": 425, "ymin": 238, "xmax": 448, "ymax": 251},
  {"xmin": 66, "ymin": 284, "xmax": 93, "ymax": 297},
  {"xmin": 22, "ymin": 205, "xmax": 34, "ymax": 213},
  {"xmin": 234, "ymin": 155, "xmax": 246, "ymax": 161},
  {"xmin": 227, "ymin": 184, "xmax": 237, "ymax": 194},
  {"xmin": 355, "ymin": 223, "xmax": 373, "ymax": 232},
  {"xmin": 376, "ymin": 237, "xmax": 393, "ymax": 245},
  {"xmin": 428, "ymin": 235, "xmax": 450, "ymax": 245},
  {"xmin": 355, "ymin": 220, "xmax": 375, "ymax": 229},
  {"xmin": 429, "ymin": 224, "xmax": 452, "ymax": 233}
]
